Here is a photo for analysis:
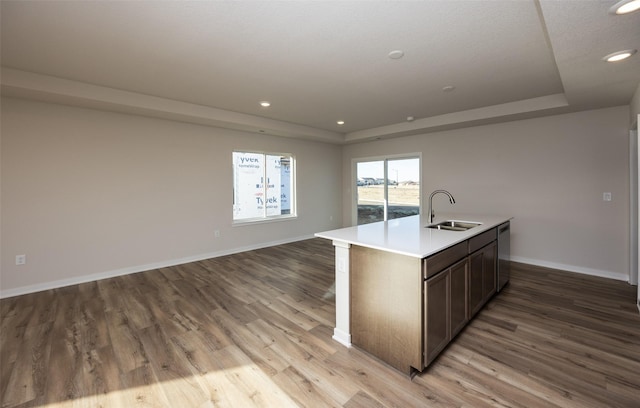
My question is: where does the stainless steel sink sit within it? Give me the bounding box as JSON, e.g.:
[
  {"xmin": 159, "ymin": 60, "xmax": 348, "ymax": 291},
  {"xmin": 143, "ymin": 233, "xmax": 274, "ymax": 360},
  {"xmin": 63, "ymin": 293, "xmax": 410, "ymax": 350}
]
[{"xmin": 427, "ymin": 220, "xmax": 481, "ymax": 231}]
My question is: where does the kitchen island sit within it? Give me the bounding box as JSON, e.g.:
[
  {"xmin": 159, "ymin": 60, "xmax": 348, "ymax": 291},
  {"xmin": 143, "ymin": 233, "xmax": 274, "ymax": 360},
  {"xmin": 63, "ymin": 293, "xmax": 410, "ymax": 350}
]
[{"xmin": 315, "ymin": 213, "xmax": 511, "ymax": 376}]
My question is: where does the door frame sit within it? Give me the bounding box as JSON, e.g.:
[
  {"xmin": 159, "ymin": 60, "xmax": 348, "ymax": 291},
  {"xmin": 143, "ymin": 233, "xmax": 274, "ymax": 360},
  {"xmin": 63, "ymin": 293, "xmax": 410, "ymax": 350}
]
[{"xmin": 351, "ymin": 153, "xmax": 422, "ymax": 226}]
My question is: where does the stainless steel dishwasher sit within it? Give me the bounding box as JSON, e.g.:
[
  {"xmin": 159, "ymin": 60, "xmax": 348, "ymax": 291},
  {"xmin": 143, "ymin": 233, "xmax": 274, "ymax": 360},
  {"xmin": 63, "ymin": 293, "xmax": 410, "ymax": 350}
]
[{"xmin": 497, "ymin": 221, "xmax": 511, "ymax": 291}]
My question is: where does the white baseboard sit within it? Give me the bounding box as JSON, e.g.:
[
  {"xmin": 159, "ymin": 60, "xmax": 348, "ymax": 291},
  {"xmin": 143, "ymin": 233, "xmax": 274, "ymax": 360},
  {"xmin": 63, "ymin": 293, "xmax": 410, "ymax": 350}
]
[
  {"xmin": 511, "ymin": 256, "xmax": 629, "ymax": 282},
  {"xmin": 3, "ymin": 242, "xmax": 630, "ymax": 299},
  {"xmin": 332, "ymin": 328, "xmax": 352, "ymax": 347},
  {"xmin": 0, "ymin": 234, "xmax": 315, "ymax": 299}
]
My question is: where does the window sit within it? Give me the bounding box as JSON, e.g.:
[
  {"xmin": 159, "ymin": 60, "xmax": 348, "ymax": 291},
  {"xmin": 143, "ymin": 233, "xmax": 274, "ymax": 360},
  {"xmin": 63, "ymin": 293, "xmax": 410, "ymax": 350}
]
[
  {"xmin": 233, "ymin": 151, "xmax": 296, "ymax": 222},
  {"xmin": 355, "ymin": 156, "xmax": 420, "ymax": 225}
]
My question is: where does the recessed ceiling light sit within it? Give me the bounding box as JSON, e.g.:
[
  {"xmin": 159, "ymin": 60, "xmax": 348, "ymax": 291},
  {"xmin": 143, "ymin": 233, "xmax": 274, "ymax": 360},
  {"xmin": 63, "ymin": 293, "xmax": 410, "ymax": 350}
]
[
  {"xmin": 442, "ymin": 85, "xmax": 456, "ymax": 92},
  {"xmin": 406, "ymin": 116, "xmax": 415, "ymax": 122},
  {"xmin": 603, "ymin": 49, "xmax": 637, "ymax": 62},
  {"xmin": 609, "ymin": 0, "xmax": 640, "ymax": 14},
  {"xmin": 337, "ymin": 120, "xmax": 345, "ymax": 125},
  {"xmin": 388, "ymin": 50, "xmax": 404, "ymax": 59},
  {"xmin": 259, "ymin": 101, "xmax": 271, "ymax": 107}
]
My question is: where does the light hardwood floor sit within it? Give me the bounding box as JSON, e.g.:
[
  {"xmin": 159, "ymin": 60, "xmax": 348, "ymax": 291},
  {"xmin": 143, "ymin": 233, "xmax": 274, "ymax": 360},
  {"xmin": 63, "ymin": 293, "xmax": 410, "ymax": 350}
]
[{"xmin": 1, "ymin": 238, "xmax": 639, "ymax": 407}]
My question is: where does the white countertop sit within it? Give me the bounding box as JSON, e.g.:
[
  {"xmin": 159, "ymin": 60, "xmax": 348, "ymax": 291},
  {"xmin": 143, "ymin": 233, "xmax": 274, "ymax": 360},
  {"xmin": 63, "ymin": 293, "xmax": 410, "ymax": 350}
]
[{"xmin": 315, "ymin": 214, "xmax": 511, "ymax": 258}]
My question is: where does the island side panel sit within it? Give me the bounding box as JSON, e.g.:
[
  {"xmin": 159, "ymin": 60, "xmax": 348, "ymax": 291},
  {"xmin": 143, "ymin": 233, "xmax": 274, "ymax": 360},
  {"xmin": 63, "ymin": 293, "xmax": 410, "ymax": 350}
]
[{"xmin": 350, "ymin": 245, "xmax": 423, "ymax": 374}]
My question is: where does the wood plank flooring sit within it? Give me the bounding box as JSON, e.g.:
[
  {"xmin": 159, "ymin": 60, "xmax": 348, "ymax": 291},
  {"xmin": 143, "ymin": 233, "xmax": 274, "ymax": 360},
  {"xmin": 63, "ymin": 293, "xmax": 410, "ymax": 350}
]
[{"xmin": 1, "ymin": 238, "xmax": 639, "ymax": 407}]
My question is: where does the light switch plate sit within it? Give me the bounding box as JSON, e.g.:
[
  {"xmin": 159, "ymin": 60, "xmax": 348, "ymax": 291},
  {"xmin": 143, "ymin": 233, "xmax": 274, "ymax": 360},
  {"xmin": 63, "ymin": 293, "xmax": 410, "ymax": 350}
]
[{"xmin": 603, "ymin": 192, "xmax": 612, "ymax": 201}]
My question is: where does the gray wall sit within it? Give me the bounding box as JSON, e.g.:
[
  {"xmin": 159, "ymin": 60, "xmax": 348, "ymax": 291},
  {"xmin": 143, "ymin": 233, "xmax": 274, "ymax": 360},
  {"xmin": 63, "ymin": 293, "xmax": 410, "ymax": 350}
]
[
  {"xmin": 0, "ymin": 97, "xmax": 633, "ymax": 295},
  {"xmin": 631, "ymin": 82, "xmax": 640, "ymax": 127},
  {"xmin": 342, "ymin": 106, "xmax": 631, "ymax": 281},
  {"xmin": 1, "ymin": 97, "xmax": 343, "ymax": 296}
]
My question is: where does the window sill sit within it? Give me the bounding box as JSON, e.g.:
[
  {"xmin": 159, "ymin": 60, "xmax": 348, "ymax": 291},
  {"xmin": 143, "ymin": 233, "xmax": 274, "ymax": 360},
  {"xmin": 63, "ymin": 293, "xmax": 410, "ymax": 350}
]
[{"xmin": 232, "ymin": 215, "xmax": 298, "ymax": 227}]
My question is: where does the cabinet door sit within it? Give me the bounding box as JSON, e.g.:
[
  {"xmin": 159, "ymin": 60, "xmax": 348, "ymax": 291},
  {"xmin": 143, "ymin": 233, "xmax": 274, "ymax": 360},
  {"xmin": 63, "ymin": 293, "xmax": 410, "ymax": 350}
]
[
  {"xmin": 482, "ymin": 242, "xmax": 497, "ymax": 301},
  {"xmin": 424, "ymin": 270, "xmax": 450, "ymax": 366},
  {"xmin": 449, "ymin": 258, "xmax": 469, "ymax": 338},
  {"xmin": 469, "ymin": 242, "xmax": 498, "ymax": 318},
  {"xmin": 469, "ymin": 250, "xmax": 484, "ymax": 317}
]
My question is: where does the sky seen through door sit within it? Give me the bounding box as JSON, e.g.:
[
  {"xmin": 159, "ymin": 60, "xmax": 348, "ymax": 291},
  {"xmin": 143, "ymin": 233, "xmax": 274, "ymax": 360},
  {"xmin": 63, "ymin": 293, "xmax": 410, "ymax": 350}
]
[{"xmin": 357, "ymin": 159, "xmax": 419, "ymax": 184}]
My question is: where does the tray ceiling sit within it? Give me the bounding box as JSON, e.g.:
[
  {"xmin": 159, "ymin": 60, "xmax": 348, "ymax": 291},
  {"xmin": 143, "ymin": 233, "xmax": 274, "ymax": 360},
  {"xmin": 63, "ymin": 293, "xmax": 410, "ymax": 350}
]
[{"xmin": 2, "ymin": 1, "xmax": 639, "ymax": 142}]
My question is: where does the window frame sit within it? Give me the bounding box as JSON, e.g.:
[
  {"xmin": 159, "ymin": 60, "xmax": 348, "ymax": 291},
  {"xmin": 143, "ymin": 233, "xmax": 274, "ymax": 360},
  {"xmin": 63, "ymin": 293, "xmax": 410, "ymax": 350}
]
[{"xmin": 232, "ymin": 150, "xmax": 297, "ymax": 225}]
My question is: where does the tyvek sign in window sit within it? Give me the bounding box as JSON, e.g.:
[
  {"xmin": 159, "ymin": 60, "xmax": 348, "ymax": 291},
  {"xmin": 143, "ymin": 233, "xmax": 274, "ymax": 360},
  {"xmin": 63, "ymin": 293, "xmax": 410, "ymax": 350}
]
[{"xmin": 233, "ymin": 152, "xmax": 291, "ymax": 220}]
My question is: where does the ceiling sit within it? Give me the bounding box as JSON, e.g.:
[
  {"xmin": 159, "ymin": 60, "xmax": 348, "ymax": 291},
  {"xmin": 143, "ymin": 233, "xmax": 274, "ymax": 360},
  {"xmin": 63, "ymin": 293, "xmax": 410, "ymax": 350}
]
[{"xmin": 1, "ymin": 1, "xmax": 639, "ymax": 143}]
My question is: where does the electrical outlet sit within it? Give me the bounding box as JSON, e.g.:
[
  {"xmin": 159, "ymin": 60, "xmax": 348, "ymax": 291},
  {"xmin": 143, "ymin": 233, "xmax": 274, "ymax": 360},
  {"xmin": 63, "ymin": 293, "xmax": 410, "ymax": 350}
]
[
  {"xmin": 603, "ymin": 192, "xmax": 612, "ymax": 201},
  {"xmin": 214, "ymin": 230, "xmax": 221, "ymax": 238},
  {"xmin": 16, "ymin": 255, "xmax": 26, "ymax": 265}
]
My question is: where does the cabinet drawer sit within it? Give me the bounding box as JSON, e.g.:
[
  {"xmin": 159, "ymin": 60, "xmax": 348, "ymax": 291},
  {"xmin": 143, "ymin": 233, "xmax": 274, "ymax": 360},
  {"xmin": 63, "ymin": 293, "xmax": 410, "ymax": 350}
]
[
  {"xmin": 424, "ymin": 241, "xmax": 467, "ymax": 279},
  {"xmin": 468, "ymin": 229, "xmax": 497, "ymax": 253}
]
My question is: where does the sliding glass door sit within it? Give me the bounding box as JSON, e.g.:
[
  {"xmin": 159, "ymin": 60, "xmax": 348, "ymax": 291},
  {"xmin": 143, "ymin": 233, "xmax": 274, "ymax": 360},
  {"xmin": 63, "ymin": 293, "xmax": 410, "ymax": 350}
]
[{"xmin": 356, "ymin": 156, "xmax": 420, "ymax": 225}]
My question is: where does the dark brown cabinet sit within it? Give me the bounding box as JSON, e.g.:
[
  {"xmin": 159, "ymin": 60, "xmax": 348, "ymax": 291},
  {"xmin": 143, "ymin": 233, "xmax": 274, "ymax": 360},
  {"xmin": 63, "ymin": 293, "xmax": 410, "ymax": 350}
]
[
  {"xmin": 469, "ymin": 241, "xmax": 497, "ymax": 317},
  {"xmin": 449, "ymin": 258, "xmax": 469, "ymax": 338},
  {"xmin": 424, "ymin": 269, "xmax": 449, "ymax": 365},
  {"xmin": 349, "ymin": 226, "xmax": 500, "ymax": 375},
  {"xmin": 483, "ymin": 242, "xmax": 497, "ymax": 300},
  {"xmin": 424, "ymin": 257, "xmax": 468, "ymax": 366}
]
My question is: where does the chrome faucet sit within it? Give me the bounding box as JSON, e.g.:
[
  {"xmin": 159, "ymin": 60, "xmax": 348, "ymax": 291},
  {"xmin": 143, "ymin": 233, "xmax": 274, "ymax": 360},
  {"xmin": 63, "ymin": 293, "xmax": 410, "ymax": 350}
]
[{"xmin": 428, "ymin": 190, "xmax": 455, "ymax": 224}]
